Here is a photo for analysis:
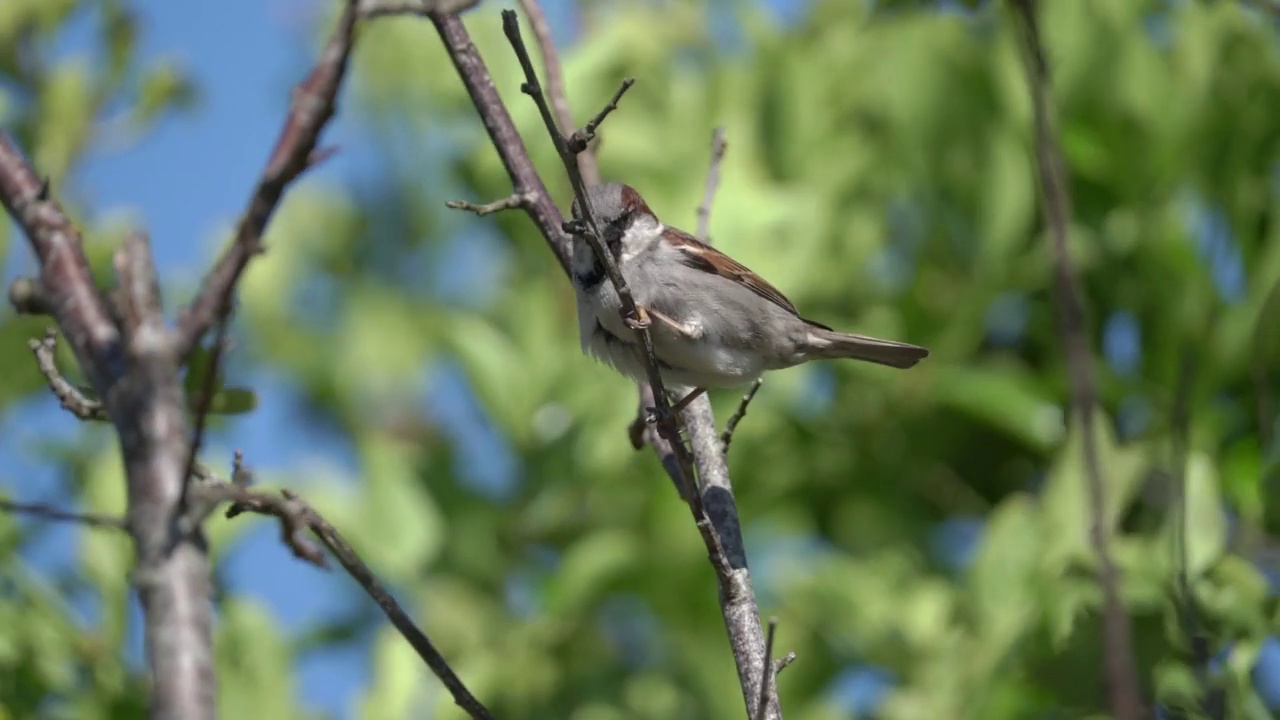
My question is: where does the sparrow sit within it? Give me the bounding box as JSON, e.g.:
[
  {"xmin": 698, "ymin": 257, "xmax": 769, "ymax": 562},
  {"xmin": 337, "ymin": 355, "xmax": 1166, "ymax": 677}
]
[{"xmin": 569, "ymin": 182, "xmax": 928, "ymax": 411}]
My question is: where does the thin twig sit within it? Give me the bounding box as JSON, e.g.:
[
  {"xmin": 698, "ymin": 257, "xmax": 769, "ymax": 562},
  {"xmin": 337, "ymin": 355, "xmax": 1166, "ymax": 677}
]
[
  {"xmin": 500, "ymin": 10, "xmax": 691, "ymax": 491},
  {"xmin": 516, "ymin": 0, "xmax": 601, "ymax": 186},
  {"xmin": 176, "ymin": 0, "xmax": 360, "ymax": 514},
  {"xmin": 756, "ymin": 617, "xmax": 778, "ymax": 720},
  {"xmin": 0, "ymin": 498, "xmax": 126, "ymax": 529},
  {"xmin": 696, "ymin": 127, "xmax": 727, "ymax": 242},
  {"xmin": 721, "ymin": 379, "xmax": 762, "ymax": 454},
  {"xmin": 359, "ymin": 0, "xmax": 479, "ymax": 18},
  {"xmin": 1011, "ymin": 3, "xmax": 1143, "ymax": 719},
  {"xmin": 425, "ymin": 9, "xmax": 573, "ymax": 272},
  {"xmin": 446, "ymin": 193, "xmax": 534, "ymax": 215},
  {"xmin": 208, "ymin": 474, "xmax": 495, "ymax": 719},
  {"xmin": 565, "ymin": 78, "xmax": 634, "ymax": 154},
  {"xmin": 175, "ymin": 1, "xmax": 358, "ymax": 360},
  {"xmin": 27, "ymin": 328, "xmax": 108, "ymax": 421},
  {"xmin": 425, "ymin": 10, "xmax": 777, "ymax": 718}
]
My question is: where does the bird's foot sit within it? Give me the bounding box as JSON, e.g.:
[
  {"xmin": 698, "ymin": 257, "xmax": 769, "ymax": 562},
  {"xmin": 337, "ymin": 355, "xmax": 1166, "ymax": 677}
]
[{"xmin": 626, "ymin": 305, "xmax": 651, "ymax": 330}]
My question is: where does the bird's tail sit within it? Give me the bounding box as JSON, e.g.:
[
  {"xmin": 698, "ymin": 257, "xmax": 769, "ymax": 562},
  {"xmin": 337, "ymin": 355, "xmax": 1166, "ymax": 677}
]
[{"xmin": 804, "ymin": 327, "xmax": 929, "ymax": 369}]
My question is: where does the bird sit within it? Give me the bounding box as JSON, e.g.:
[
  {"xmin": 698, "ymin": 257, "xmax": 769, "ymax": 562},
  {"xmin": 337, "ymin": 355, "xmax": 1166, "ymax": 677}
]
[{"xmin": 568, "ymin": 182, "xmax": 928, "ymax": 413}]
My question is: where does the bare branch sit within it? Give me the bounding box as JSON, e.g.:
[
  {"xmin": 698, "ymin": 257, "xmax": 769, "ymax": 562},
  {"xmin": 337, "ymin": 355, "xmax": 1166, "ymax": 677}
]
[
  {"xmin": 175, "ymin": 0, "xmax": 360, "ymax": 359},
  {"xmin": 446, "ymin": 192, "xmax": 534, "ymax": 215},
  {"xmin": 1012, "ymin": 3, "xmax": 1142, "ymax": 719},
  {"xmin": 0, "ymin": 498, "xmax": 126, "ymax": 529},
  {"xmin": 500, "ymin": 10, "xmax": 691, "ymax": 487},
  {"xmin": 2, "ymin": 130, "xmax": 216, "ymax": 719},
  {"xmin": 112, "ymin": 231, "xmax": 164, "ymax": 343},
  {"xmin": 685, "ymin": 397, "xmax": 780, "ymax": 719},
  {"xmin": 775, "ymin": 652, "xmax": 796, "ymax": 674},
  {"xmin": 425, "ymin": 8, "xmax": 573, "ymax": 272},
  {"xmin": 696, "ymin": 127, "xmax": 727, "ymax": 242},
  {"xmin": 187, "ymin": 466, "xmax": 327, "ymax": 567},
  {"xmin": 426, "ymin": 10, "xmax": 777, "ymax": 718},
  {"xmin": 516, "ymin": 0, "xmax": 602, "ymax": 186},
  {"xmin": 27, "ymin": 328, "xmax": 108, "ymax": 421},
  {"xmin": 721, "ymin": 380, "xmax": 760, "ymax": 454},
  {"xmin": 565, "ymin": 78, "xmax": 634, "ymax": 154},
  {"xmin": 176, "ymin": 0, "xmax": 362, "ymax": 526},
  {"xmin": 0, "ymin": 136, "xmax": 122, "ymax": 383},
  {"xmin": 194, "ymin": 463, "xmax": 495, "ymax": 720},
  {"xmin": 756, "ymin": 617, "xmax": 778, "ymax": 720},
  {"xmin": 359, "ymin": 0, "xmax": 479, "ymax": 18}
]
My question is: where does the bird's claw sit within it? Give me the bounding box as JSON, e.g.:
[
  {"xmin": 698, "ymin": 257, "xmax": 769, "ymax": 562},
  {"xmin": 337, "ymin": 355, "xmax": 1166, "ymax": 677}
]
[
  {"xmin": 626, "ymin": 305, "xmax": 651, "ymax": 330},
  {"xmin": 643, "ymin": 405, "xmax": 668, "ymax": 426}
]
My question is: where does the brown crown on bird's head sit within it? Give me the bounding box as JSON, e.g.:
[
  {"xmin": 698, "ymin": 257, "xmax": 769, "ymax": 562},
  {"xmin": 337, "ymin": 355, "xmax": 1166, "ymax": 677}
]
[{"xmin": 571, "ymin": 183, "xmax": 653, "ymax": 226}]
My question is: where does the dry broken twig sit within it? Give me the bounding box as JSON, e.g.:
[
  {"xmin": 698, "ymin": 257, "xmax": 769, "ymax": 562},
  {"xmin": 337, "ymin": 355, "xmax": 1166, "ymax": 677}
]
[
  {"xmin": 721, "ymin": 379, "xmax": 762, "ymax": 454},
  {"xmin": 446, "ymin": 192, "xmax": 535, "ymax": 215},
  {"xmin": 27, "ymin": 328, "xmax": 108, "ymax": 421},
  {"xmin": 696, "ymin": 127, "xmax": 727, "ymax": 242}
]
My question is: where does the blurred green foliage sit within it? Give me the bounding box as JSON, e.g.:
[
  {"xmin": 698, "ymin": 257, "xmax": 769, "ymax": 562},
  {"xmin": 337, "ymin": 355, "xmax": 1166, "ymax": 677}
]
[{"xmin": 4, "ymin": 0, "xmax": 1280, "ymax": 718}]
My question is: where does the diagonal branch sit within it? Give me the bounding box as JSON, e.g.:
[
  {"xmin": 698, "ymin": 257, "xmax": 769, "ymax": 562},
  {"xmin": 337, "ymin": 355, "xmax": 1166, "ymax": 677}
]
[
  {"xmin": 425, "ymin": 5, "xmax": 573, "ymax": 271},
  {"xmin": 0, "ymin": 498, "xmax": 126, "ymax": 529},
  {"xmin": 199, "ymin": 464, "xmax": 496, "ymax": 720},
  {"xmin": 0, "ymin": 135, "xmax": 122, "ymax": 387},
  {"xmin": 175, "ymin": 0, "xmax": 360, "ymax": 513},
  {"xmin": 175, "ymin": 1, "xmax": 358, "ymax": 359},
  {"xmin": 516, "ymin": 0, "xmax": 602, "ymax": 187},
  {"xmin": 1011, "ymin": 2, "xmax": 1143, "ymax": 719},
  {"xmin": 696, "ymin": 127, "xmax": 727, "ymax": 242},
  {"xmin": 27, "ymin": 328, "xmax": 108, "ymax": 421},
  {"xmin": 419, "ymin": 7, "xmax": 780, "ymax": 717},
  {"xmin": 499, "ymin": 11, "xmax": 693, "ymax": 487},
  {"xmin": 721, "ymin": 378, "xmax": 761, "ymax": 454}
]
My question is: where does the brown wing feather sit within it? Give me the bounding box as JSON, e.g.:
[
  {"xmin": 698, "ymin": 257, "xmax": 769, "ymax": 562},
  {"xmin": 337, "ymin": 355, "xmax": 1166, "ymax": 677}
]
[{"xmin": 664, "ymin": 227, "xmax": 820, "ymax": 323}]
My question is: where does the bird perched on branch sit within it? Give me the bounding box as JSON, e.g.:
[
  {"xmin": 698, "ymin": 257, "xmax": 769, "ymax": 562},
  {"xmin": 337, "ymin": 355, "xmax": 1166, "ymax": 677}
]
[{"xmin": 569, "ymin": 182, "xmax": 928, "ymax": 413}]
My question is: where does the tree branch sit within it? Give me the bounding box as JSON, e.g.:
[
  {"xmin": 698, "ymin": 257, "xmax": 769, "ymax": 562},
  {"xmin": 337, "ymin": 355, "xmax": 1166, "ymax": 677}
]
[
  {"xmin": 204, "ymin": 465, "xmax": 496, "ymax": 720},
  {"xmin": 1, "ymin": 454, "xmax": 495, "ymax": 720},
  {"xmin": 696, "ymin": 127, "xmax": 727, "ymax": 242},
  {"xmin": 756, "ymin": 617, "xmax": 778, "ymax": 720},
  {"xmin": 423, "ymin": 9, "xmax": 781, "ymax": 717},
  {"xmin": 175, "ymin": 0, "xmax": 358, "ymax": 359},
  {"xmin": 515, "ymin": 0, "xmax": 601, "ymax": 186},
  {"xmin": 425, "ymin": 5, "xmax": 573, "ymax": 272},
  {"xmin": 446, "ymin": 192, "xmax": 534, "ymax": 215},
  {"xmin": 1011, "ymin": 3, "xmax": 1143, "ymax": 718},
  {"xmin": 0, "ymin": 498, "xmax": 126, "ymax": 529},
  {"xmin": 499, "ymin": 10, "xmax": 691, "ymax": 489},
  {"xmin": 27, "ymin": 328, "xmax": 108, "ymax": 421},
  {"xmin": 1, "ymin": 134, "xmax": 216, "ymax": 719},
  {"xmin": 0, "ymin": 3, "xmax": 373, "ymax": 718},
  {"xmin": 175, "ymin": 0, "xmax": 360, "ymax": 526},
  {"xmin": 721, "ymin": 378, "xmax": 761, "ymax": 454},
  {"xmin": 8, "ymin": 276, "xmax": 54, "ymax": 315}
]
